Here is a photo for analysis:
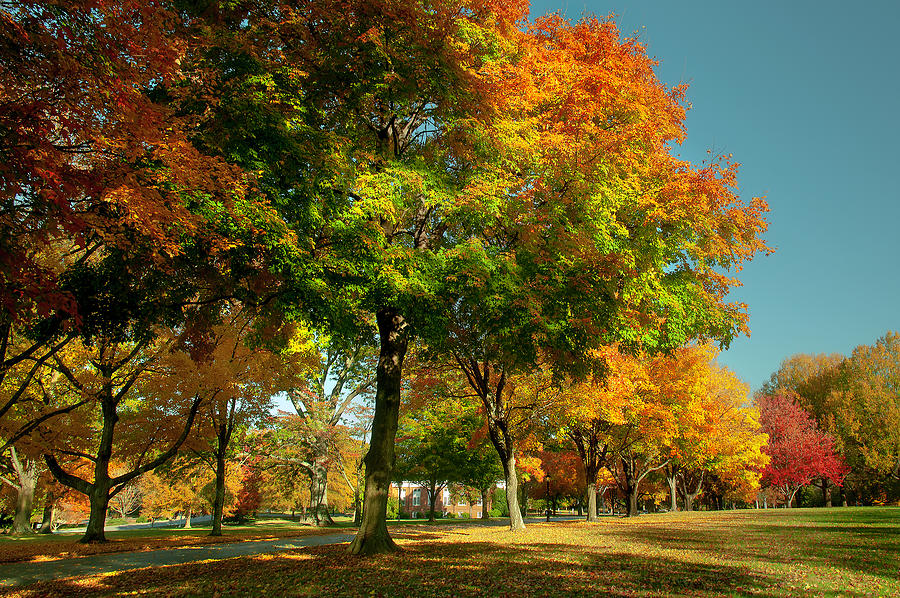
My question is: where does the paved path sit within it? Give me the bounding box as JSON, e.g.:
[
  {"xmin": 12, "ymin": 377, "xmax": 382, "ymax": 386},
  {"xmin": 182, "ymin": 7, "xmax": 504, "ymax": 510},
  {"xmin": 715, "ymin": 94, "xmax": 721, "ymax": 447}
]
[
  {"xmin": 0, "ymin": 516, "xmax": 587, "ymax": 588},
  {"xmin": 0, "ymin": 532, "xmax": 355, "ymax": 588}
]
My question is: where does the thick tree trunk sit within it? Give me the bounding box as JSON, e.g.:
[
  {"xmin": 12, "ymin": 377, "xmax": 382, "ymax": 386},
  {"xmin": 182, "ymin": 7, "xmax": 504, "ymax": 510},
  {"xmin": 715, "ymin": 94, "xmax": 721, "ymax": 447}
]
[
  {"xmin": 348, "ymin": 308, "xmax": 408, "ymax": 556},
  {"xmin": 481, "ymin": 488, "xmax": 490, "ymax": 519},
  {"xmin": 81, "ymin": 396, "xmax": 117, "ymax": 544},
  {"xmin": 82, "ymin": 482, "xmax": 112, "ymax": 543},
  {"xmin": 586, "ymin": 486, "xmax": 598, "ymax": 522},
  {"xmin": 210, "ymin": 441, "xmax": 227, "ymax": 536},
  {"xmin": 38, "ymin": 492, "xmax": 55, "ymax": 534},
  {"xmin": 309, "ymin": 461, "xmax": 334, "ymax": 526},
  {"xmin": 183, "ymin": 507, "xmax": 192, "ymax": 529},
  {"xmin": 622, "ymin": 458, "xmax": 639, "ymax": 517},
  {"xmin": 8, "ymin": 450, "xmax": 38, "ymax": 535},
  {"xmin": 502, "ymin": 454, "xmax": 525, "ymax": 530}
]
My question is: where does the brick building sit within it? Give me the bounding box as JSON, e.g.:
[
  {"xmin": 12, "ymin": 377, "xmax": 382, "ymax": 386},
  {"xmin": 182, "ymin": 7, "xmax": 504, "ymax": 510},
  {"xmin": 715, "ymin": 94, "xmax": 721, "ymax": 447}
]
[{"xmin": 390, "ymin": 481, "xmax": 490, "ymax": 518}]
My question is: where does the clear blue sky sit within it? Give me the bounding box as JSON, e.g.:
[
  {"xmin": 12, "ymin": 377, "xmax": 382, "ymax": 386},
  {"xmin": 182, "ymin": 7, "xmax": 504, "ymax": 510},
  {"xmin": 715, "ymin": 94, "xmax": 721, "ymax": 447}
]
[{"xmin": 529, "ymin": 0, "xmax": 900, "ymax": 391}]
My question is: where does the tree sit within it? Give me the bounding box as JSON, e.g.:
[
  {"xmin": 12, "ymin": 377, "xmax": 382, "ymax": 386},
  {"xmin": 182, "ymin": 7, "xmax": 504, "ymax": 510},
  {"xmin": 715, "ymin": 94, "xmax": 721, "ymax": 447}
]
[
  {"xmin": 187, "ymin": 307, "xmax": 305, "ymax": 535},
  {"xmin": 664, "ymin": 347, "xmax": 768, "ymax": 511},
  {"xmin": 558, "ymin": 346, "xmax": 645, "ymax": 522},
  {"xmin": 284, "ymin": 334, "xmax": 375, "ymax": 526},
  {"xmin": 832, "ymin": 333, "xmax": 900, "ymax": 483},
  {"xmin": 762, "ymin": 353, "xmax": 844, "ymax": 505},
  {"xmin": 757, "ymin": 393, "xmax": 847, "ymax": 507},
  {"xmin": 41, "ymin": 336, "xmax": 204, "ymax": 542},
  {"xmin": 0, "ymin": 446, "xmax": 39, "ymax": 534}
]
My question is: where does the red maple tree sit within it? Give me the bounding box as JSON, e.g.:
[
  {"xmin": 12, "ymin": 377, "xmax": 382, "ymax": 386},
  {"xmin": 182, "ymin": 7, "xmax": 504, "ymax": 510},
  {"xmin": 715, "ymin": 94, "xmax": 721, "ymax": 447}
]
[{"xmin": 757, "ymin": 393, "xmax": 847, "ymax": 507}]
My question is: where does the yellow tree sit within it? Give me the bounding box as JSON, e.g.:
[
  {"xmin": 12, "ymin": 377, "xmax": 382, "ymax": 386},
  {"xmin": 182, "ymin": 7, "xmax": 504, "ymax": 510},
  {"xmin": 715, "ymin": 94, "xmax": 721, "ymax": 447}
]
[
  {"xmin": 664, "ymin": 347, "xmax": 768, "ymax": 511},
  {"xmin": 558, "ymin": 346, "xmax": 644, "ymax": 522}
]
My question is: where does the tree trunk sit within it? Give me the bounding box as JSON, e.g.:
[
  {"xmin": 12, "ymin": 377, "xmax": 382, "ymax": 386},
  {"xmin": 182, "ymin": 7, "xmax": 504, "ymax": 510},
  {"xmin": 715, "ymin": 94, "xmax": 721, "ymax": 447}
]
[
  {"xmin": 667, "ymin": 475, "xmax": 678, "ymax": 512},
  {"xmin": 480, "ymin": 488, "xmax": 490, "ymax": 520},
  {"xmin": 819, "ymin": 478, "xmax": 832, "ymax": 507},
  {"xmin": 210, "ymin": 437, "xmax": 227, "ymax": 536},
  {"xmin": 348, "ymin": 307, "xmax": 408, "ymax": 556},
  {"xmin": 622, "ymin": 458, "xmax": 639, "ymax": 517},
  {"xmin": 502, "ymin": 454, "xmax": 525, "ymax": 530},
  {"xmin": 310, "ymin": 461, "xmax": 334, "ymax": 526},
  {"xmin": 586, "ymin": 485, "xmax": 598, "ymax": 522},
  {"xmin": 38, "ymin": 491, "xmax": 55, "ymax": 534},
  {"xmin": 427, "ymin": 482, "xmax": 438, "ymax": 522},
  {"xmin": 183, "ymin": 507, "xmax": 192, "ymax": 529},
  {"xmin": 8, "ymin": 449, "xmax": 38, "ymax": 535},
  {"xmin": 82, "ymin": 481, "xmax": 112, "ymax": 543}
]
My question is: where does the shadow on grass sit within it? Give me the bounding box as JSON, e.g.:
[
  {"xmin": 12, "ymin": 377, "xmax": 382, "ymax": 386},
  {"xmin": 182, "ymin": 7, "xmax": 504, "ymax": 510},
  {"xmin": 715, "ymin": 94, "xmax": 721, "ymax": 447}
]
[
  {"xmin": 614, "ymin": 508, "xmax": 900, "ymax": 583},
  {"xmin": 9, "ymin": 539, "xmax": 778, "ymax": 598}
]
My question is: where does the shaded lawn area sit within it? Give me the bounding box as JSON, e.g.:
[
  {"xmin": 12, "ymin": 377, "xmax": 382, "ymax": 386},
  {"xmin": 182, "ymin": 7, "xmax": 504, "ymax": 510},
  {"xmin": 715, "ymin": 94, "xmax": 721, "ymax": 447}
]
[
  {"xmin": 4, "ymin": 507, "xmax": 899, "ymax": 597},
  {"xmin": 0, "ymin": 518, "xmax": 348, "ymax": 565}
]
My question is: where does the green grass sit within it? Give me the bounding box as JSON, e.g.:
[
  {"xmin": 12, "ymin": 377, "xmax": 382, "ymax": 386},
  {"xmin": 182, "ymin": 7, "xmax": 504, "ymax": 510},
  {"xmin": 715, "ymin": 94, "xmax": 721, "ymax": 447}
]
[{"xmin": 6, "ymin": 507, "xmax": 899, "ymax": 597}]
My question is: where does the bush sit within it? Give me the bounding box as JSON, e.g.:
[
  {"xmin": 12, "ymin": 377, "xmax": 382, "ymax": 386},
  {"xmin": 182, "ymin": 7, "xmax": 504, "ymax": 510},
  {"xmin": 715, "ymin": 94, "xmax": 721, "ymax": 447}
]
[
  {"xmin": 492, "ymin": 489, "xmax": 509, "ymax": 517},
  {"xmin": 398, "ymin": 509, "xmax": 411, "ymax": 519},
  {"xmin": 458, "ymin": 512, "xmax": 470, "ymax": 519},
  {"xmin": 222, "ymin": 514, "xmax": 252, "ymax": 525},
  {"xmin": 135, "ymin": 515, "xmax": 149, "ymax": 523},
  {"xmin": 386, "ymin": 497, "xmax": 399, "ymax": 519},
  {"xmin": 488, "ymin": 508, "xmax": 502, "ymax": 518},
  {"xmin": 445, "ymin": 512, "xmax": 456, "ymax": 519}
]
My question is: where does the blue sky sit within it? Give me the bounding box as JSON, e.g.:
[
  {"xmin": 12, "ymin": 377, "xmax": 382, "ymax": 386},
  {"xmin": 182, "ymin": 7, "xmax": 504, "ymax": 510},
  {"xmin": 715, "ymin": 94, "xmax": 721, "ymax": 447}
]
[{"xmin": 529, "ymin": 0, "xmax": 900, "ymax": 391}]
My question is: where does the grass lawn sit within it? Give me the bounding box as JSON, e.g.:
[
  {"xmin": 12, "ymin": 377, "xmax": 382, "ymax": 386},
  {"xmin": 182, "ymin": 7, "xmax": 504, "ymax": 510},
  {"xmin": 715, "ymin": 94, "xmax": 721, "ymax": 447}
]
[
  {"xmin": 0, "ymin": 517, "xmax": 349, "ymax": 565},
  {"xmin": 4, "ymin": 507, "xmax": 898, "ymax": 597}
]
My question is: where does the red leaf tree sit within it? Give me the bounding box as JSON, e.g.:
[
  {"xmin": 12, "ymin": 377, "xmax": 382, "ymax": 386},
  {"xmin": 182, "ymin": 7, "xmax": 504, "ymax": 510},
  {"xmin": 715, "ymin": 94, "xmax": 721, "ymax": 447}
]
[{"xmin": 757, "ymin": 393, "xmax": 848, "ymax": 507}]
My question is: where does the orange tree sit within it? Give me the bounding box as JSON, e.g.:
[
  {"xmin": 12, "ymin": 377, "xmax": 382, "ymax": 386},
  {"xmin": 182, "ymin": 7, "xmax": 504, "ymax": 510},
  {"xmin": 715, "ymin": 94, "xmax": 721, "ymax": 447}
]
[{"xmin": 424, "ymin": 11, "xmax": 769, "ymax": 530}]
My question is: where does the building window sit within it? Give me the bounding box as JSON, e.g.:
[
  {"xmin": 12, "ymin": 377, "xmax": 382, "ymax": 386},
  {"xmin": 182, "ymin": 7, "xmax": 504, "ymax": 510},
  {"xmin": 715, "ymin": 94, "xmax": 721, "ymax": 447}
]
[
  {"xmin": 413, "ymin": 489, "xmax": 421, "ymax": 506},
  {"xmin": 476, "ymin": 497, "xmax": 482, "ymax": 506},
  {"xmin": 477, "ymin": 511, "xmax": 481, "ymax": 518},
  {"xmin": 442, "ymin": 489, "xmax": 449, "ymax": 504}
]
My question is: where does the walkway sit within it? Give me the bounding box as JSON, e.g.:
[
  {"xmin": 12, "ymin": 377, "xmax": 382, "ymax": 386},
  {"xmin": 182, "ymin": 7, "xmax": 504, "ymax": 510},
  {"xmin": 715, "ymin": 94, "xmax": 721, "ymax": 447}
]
[
  {"xmin": 1, "ymin": 516, "xmax": 586, "ymax": 588},
  {"xmin": 0, "ymin": 532, "xmax": 355, "ymax": 588}
]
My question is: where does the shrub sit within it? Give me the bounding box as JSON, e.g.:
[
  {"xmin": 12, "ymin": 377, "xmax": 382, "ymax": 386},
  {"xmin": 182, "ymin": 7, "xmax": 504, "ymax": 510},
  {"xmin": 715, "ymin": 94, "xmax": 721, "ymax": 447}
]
[
  {"xmin": 492, "ymin": 489, "xmax": 509, "ymax": 517},
  {"xmin": 398, "ymin": 509, "xmax": 411, "ymax": 519},
  {"xmin": 386, "ymin": 497, "xmax": 399, "ymax": 519},
  {"xmin": 222, "ymin": 514, "xmax": 252, "ymax": 525}
]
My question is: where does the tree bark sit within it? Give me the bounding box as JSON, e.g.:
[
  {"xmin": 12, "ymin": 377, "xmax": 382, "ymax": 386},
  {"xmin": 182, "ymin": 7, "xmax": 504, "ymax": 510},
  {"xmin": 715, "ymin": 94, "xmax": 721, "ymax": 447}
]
[
  {"xmin": 622, "ymin": 457, "xmax": 639, "ymax": 517},
  {"xmin": 348, "ymin": 307, "xmax": 408, "ymax": 555},
  {"xmin": 480, "ymin": 488, "xmax": 490, "ymax": 519},
  {"xmin": 502, "ymin": 453, "xmax": 525, "ymax": 530},
  {"xmin": 37, "ymin": 491, "xmax": 55, "ymax": 534},
  {"xmin": 819, "ymin": 477, "xmax": 832, "ymax": 507},
  {"xmin": 586, "ymin": 485, "xmax": 597, "ymax": 521},
  {"xmin": 83, "ymin": 482, "xmax": 112, "ymax": 543},
  {"xmin": 210, "ymin": 427, "xmax": 227, "ymax": 536},
  {"xmin": 309, "ymin": 460, "xmax": 334, "ymax": 526},
  {"xmin": 183, "ymin": 507, "xmax": 192, "ymax": 529},
  {"xmin": 7, "ymin": 448, "xmax": 37, "ymax": 535},
  {"xmin": 667, "ymin": 475, "xmax": 678, "ymax": 512}
]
